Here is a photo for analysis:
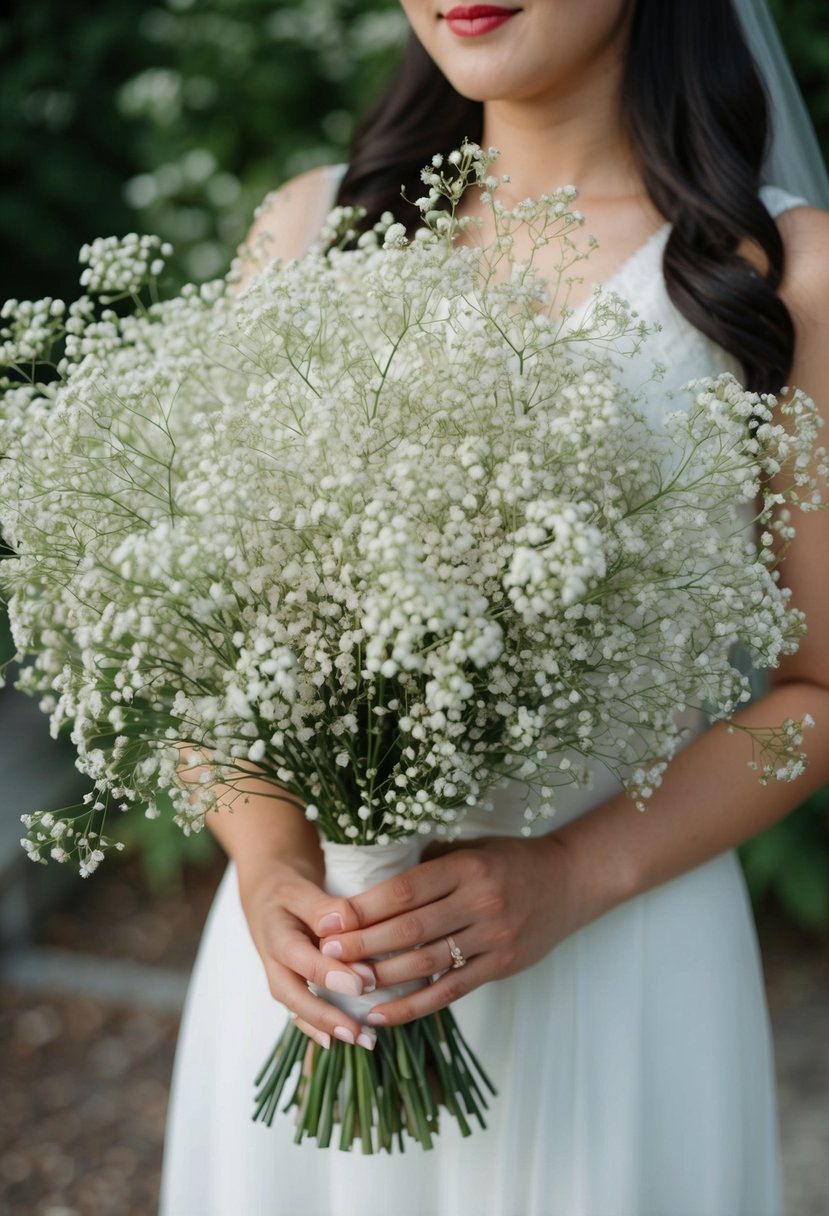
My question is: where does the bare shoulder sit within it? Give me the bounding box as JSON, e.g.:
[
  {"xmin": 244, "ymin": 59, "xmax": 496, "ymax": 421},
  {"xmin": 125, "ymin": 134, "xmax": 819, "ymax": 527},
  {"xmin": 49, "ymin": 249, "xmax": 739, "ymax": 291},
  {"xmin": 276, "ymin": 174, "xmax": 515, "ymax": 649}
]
[
  {"xmin": 238, "ymin": 163, "xmax": 342, "ymax": 275},
  {"xmin": 775, "ymin": 204, "xmax": 829, "ymax": 324},
  {"xmin": 767, "ymin": 204, "xmax": 829, "ymax": 407}
]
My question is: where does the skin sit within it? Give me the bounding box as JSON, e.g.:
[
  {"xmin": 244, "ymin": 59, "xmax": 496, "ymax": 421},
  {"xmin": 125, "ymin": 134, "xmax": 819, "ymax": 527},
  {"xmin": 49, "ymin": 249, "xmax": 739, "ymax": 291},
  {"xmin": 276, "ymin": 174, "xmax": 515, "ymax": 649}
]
[{"xmin": 209, "ymin": 0, "xmax": 829, "ymax": 1049}]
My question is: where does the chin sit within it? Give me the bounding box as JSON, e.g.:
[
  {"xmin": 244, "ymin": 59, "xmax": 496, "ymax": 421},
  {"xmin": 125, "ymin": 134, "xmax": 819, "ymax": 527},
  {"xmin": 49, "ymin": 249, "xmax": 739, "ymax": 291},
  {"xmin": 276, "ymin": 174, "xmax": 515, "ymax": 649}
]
[
  {"xmin": 434, "ymin": 59, "xmax": 545, "ymax": 107},
  {"xmin": 432, "ymin": 41, "xmax": 524, "ymax": 98},
  {"xmin": 439, "ymin": 70, "xmax": 516, "ymax": 104},
  {"xmin": 417, "ymin": 9, "xmax": 547, "ymax": 102}
]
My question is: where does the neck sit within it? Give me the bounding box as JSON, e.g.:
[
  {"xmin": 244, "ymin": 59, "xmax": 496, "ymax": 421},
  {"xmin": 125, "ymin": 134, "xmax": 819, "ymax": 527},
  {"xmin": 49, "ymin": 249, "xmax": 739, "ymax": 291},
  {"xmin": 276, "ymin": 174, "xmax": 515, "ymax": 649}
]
[{"xmin": 479, "ymin": 35, "xmax": 640, "ymax": 205}]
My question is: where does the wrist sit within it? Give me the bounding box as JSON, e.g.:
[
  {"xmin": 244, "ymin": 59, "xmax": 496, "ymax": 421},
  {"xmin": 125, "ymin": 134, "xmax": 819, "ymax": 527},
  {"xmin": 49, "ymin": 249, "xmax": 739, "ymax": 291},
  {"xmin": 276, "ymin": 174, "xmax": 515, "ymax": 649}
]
[
  {"xmin": 235, "ymin": 850, "xmax": 322, "ymax": 942},
  {"xmin": 204, "ymin": 785, "xmax": 325, "ymax": 887},
  {"xmin": 235, "ymin": 842, "xmax": 323, "ymax": 896},
  {"xmin": 543, "ymin": 812, "xmax": 638, "ymax": 934}
]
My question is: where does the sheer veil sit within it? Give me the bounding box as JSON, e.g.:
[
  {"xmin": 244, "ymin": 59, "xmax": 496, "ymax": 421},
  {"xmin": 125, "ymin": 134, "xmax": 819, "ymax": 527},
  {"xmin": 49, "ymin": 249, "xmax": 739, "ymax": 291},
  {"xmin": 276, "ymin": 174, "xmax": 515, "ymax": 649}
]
[{"xmin": 733, "ymin": 0, "xmax": 829, "ymax": 207}]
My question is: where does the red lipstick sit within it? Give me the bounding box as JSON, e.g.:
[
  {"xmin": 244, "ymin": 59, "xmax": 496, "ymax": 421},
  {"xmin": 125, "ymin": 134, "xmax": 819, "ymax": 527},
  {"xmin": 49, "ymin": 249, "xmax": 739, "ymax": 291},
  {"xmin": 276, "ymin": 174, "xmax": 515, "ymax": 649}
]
[{"xmin": 443, "ymin": 5, "xmax": 520, "ymax": 37}]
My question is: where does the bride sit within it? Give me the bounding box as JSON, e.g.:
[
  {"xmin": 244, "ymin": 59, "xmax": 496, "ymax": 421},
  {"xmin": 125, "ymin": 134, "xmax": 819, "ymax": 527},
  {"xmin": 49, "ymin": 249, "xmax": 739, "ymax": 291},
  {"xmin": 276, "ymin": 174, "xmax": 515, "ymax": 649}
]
[{"xmin": 159, "ymin": 2, "xmax": 829, "ymax": 1213}]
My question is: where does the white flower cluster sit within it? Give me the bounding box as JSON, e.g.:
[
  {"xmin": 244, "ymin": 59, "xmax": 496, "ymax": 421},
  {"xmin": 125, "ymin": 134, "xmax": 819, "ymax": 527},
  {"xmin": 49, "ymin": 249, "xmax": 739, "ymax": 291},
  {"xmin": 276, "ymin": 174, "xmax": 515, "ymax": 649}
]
[
  {"xmin": 0, "ymin": 295, "xmax": 66, "ymax": 366},
  {"xmin": 19, "ymin": 803, "xmax": 125, "ymax": 876},
  {"xmin": 1, "ymin": 142, "xmax": 825, "ymax": 871},
  {"xmin": 78, "ymin": 232, "xmax": 173, "ymax": 297},
  {"xmin": 505, "ymin": 499, "xmax": 606, "ymax": 615}
]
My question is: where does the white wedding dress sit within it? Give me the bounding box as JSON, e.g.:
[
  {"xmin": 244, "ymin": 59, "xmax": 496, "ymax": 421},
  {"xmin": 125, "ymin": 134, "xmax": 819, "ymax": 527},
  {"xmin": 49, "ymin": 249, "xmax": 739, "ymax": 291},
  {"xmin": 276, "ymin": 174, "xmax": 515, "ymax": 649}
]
[{"xmin": 159, "ymin": 164, "xmax": 805, "ymax": 1216}]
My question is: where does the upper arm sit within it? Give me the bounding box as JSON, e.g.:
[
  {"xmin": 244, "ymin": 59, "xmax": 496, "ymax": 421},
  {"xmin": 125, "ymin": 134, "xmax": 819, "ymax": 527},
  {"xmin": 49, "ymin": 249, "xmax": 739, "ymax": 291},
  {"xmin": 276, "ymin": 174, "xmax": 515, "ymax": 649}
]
[
  {"xmin": 236, "ymin": 163, "xmax": 341, "ymax": 287},
  {"xmin": 768, "ymin": 205, "xmax": 829, "ymax": 692}
]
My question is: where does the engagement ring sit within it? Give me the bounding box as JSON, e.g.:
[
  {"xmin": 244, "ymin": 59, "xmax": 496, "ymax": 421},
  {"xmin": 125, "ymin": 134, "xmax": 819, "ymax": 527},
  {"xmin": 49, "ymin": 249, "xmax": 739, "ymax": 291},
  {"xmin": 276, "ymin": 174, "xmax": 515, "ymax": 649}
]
[{"xmin": 445, "ymin": 935, "xmax": 466, "ymax": 969}]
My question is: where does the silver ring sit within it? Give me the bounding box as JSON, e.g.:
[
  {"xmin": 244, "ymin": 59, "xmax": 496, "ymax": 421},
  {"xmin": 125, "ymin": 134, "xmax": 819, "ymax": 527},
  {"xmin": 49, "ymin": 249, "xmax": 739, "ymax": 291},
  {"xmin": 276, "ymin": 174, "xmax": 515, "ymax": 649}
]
[
  {"xmin": 445, "ymin": 934, "xmax": 466, "ymax": 969},
  {"xmin": 288, "ymin": 1010, "xmax": 299, "ymax": 1020}
]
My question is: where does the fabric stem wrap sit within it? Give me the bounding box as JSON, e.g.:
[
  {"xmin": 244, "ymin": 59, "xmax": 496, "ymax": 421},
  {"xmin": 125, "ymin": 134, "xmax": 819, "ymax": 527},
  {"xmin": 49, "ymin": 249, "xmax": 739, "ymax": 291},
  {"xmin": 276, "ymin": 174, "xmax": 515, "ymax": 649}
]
[{"xmin": 308, "ymin": 837, "xmax": 428, "ymax": 1022}]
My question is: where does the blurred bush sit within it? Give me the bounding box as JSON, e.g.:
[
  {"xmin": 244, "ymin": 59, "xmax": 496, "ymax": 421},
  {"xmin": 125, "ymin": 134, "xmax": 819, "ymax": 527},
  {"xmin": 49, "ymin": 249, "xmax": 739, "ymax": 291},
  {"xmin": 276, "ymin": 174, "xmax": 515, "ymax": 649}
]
[
  {"xmin": 741, "ymin": 789, "xmax": 829, "ymax": 930},
  {"xmin": 0, "ymin": 0, "xmax": 406, "ymax": 299},
  {"xmin": 108, "ymin": 791, "xmax": 221, "ymax": 896},
  {"xmin": 114, "ymin": 0, "xmax": 407, "ymax": 284},
  {"xmin": 0, "ymin": 0, "xmax": 153, "ymax": 303},
  {"xmin": 769, "ymin": 0, "xmax": 829, "ymax": 142},
  {"xmin": 1, "ymin": 0, "xmax": 828, "ymax": 918}
]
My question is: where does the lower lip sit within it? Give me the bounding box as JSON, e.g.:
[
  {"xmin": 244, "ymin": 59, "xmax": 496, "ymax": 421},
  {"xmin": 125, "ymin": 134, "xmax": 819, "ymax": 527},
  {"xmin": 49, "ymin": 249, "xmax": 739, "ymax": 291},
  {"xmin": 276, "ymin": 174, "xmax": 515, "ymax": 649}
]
[{"xmin": 445, "ymin": 12, "xmax": 518, "ymax": 36}]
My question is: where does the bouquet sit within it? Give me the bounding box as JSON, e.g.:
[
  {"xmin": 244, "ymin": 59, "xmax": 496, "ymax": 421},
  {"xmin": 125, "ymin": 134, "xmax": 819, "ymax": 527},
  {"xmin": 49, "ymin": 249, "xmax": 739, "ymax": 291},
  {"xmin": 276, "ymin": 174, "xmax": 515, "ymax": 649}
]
[{"xmin": 1, "ymin": 141, "xmax": 825, "ymax": 1153}]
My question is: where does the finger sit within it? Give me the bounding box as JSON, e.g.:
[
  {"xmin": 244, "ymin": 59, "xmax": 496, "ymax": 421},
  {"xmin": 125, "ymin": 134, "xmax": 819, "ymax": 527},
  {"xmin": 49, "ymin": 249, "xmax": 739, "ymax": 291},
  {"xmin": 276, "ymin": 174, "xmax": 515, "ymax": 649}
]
[
  {"xmin": 371, "ymin": 926, "xmax": 482, "ymax": 988},
  {"xmin": 320, "ymin": 892, "xmax": 468, "ymax": 963},
  {"xmin": 277, "ymin": 875, "xmax": 365, "ymax": 939},
  {"xmin": 346, "ymin": 854, "xmax": 461, "ymax": 929},
  {"xmin": 363, "ymin": 956, "xmax": 492, "ymax": 1027},
  {"xmin": 291, "ymin": 1015, "xmax": 331, "ymax": 1050},
  {"xmin": 269, "ymin": 964, "xmax": 375, "ymax": 1048},
  {"xmin": 278, "ymin": 925, "xmax": 368, "ymax": 997},
  {"xmin": 290, "ymin": 1014, "xmax": 376, "ymax": 1053}
]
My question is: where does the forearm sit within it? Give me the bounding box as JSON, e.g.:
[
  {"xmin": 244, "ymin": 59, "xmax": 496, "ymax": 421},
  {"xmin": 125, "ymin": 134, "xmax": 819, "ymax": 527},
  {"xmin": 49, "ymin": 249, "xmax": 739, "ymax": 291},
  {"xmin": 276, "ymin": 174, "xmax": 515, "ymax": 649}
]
[{"xmin": 557, "ymin": 679, "xmax": 829, "ymax": 926}]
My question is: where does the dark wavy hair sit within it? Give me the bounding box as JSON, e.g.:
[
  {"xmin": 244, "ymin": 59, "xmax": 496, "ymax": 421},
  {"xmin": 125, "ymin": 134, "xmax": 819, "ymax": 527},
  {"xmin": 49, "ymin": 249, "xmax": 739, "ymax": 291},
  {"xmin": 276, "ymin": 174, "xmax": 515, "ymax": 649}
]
[{"xmin": 333, "ymin": 1, "xmax": 793, "ymax": 394}]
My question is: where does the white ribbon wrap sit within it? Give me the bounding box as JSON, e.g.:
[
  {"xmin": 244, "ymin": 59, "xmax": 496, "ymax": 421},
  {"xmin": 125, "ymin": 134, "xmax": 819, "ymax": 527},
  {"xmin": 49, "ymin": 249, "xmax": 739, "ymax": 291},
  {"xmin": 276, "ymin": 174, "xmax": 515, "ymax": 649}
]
[{"xmin": 309, "ymin": 837, "xmax": 428, "ymax": 1022}]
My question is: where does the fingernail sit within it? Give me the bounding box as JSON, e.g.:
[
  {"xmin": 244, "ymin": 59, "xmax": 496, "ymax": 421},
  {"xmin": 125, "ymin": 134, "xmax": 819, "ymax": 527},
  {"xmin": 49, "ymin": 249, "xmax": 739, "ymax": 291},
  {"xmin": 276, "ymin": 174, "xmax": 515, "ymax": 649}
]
[
  {"xmin": 351, "ymin": 963, "xmax": 376, "ymax": 992},
  {"xmin": 333, "ymin": 1025, "xmax": 355, "ymax": 1044},
  {"xmin": 317, "ymin": 913, "xmax": 344, "ymax": 934},
  {"xmin": 366, "ymin": 1011, "xmax": 387, "ymax": 1026},
  {"xmin": 315, "ymin": 1031, "xmax": 331, "ymax": 1050},
  {"xmin": 321, "ymin": 940, "xmax": 343, "ymax": 959},
  {"xmin": 325, "ymin": 971, "xmax": 362, "ymax": 996},
  {"xmin": 357, "ymin": 1030, "xmax": 377, "ymax": 1051}
]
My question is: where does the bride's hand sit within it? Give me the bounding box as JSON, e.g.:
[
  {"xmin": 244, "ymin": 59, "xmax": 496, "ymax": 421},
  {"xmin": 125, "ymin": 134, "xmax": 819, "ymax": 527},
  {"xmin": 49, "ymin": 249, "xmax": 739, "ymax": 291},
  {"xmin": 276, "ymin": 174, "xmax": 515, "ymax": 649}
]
[
  {"xmin": 317, "ymin": 834, "xmax": 591, "ymax": 1027},
  {"xmin": 237, "ymin": 859, "xmax": 379, "ymax": 1051}
]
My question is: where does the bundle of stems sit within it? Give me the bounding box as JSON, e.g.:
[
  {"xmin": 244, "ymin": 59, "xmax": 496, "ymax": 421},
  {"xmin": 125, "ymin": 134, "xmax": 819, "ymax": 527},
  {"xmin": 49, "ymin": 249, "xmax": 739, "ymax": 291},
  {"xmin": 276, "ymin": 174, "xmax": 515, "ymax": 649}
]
[{"xmin": 254, "ymin": 1008, "xmax": 495, "ymax": 1153}]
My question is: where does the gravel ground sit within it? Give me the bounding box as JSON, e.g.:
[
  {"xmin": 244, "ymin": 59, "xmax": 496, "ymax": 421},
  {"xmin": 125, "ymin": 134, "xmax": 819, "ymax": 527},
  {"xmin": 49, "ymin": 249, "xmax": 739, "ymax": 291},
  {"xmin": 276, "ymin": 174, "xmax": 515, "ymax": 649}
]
[
  {"xmin": 0, "ymin": 989, "xmax": 178, "ymax": 1216},
  {"xmin": 757, "ymin": 914, "xmax": 829, "ymax": 1216},
  {"xmin": 1, "ymin": 855, "xmax": 827, "ymax": 1216},
  {"xmin": 0, "ymin": 857, "xmax": 221, "ymax": 1216}
]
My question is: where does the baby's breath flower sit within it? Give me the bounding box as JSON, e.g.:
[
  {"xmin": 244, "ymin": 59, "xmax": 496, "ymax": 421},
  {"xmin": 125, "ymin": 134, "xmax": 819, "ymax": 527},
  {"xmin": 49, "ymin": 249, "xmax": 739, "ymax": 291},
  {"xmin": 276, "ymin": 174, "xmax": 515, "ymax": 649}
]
[
  {"xmin": 2, "ymin": 140, "xmax": 824, "ymax": 869},
  {"xmin": 78, "ymin": 232, "xmax": 173, "ymax": 297},
  {"xmin": 382, "ymin": 223, "xmax": 408, "ymax": 250}
]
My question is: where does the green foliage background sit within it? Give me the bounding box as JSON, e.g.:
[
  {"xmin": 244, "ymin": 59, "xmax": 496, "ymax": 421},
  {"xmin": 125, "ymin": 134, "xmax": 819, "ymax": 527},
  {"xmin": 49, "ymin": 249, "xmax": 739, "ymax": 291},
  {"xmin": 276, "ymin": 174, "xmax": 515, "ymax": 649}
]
[
  {"xmin": 1, "ymin": 0, "xmax": 828, "ymax": 923},
  {"xmin": 0, "ymin": 0, "xmax": 406, "ymax": 301}
]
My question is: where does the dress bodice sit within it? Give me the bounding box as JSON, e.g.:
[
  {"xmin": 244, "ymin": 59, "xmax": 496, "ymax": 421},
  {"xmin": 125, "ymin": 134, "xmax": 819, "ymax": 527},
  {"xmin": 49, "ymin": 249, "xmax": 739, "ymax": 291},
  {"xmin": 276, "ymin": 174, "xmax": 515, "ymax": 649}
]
[{"xmin": 560, "ymin": 183, "xmax": 808, "ymax": 424}]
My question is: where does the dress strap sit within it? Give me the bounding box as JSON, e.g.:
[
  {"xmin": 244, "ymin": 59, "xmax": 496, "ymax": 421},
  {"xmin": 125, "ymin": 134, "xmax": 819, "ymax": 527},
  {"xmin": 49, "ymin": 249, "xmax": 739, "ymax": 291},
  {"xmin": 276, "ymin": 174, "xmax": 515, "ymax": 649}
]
[{"xmin": 759, "ymin": 183, "xmax": 810, "ymax": 217}]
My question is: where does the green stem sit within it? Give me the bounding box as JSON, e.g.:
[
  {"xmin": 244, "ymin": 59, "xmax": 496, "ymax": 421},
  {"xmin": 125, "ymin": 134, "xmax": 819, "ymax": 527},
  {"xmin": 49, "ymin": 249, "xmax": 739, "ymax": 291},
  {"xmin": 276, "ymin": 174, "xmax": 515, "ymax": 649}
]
[{"xmin": 251, "ymin": 1009, "xmax": 497, "ymax": 1152}]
